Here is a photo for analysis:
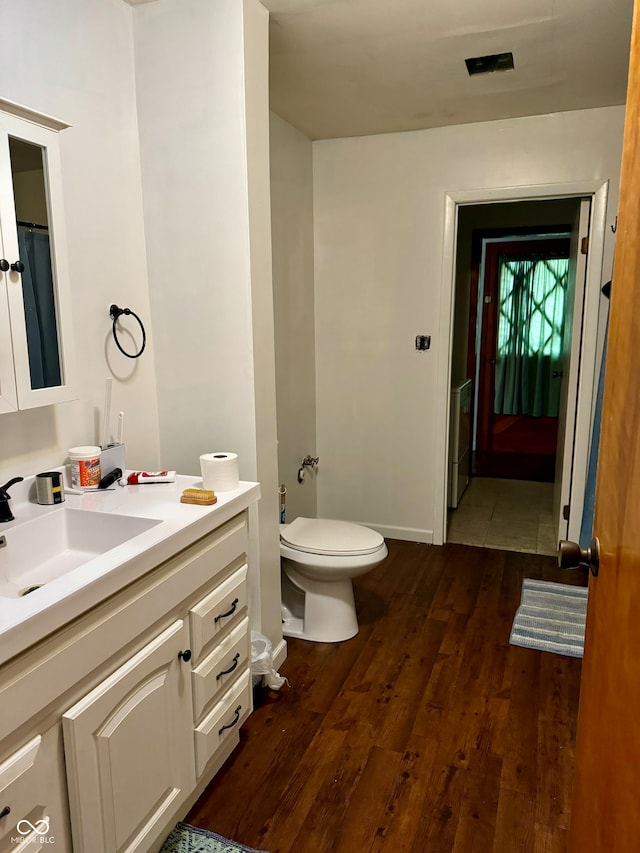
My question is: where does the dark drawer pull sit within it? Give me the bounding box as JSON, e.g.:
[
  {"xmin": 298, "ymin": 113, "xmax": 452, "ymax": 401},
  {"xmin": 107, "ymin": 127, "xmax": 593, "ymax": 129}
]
[
  {"xmin": 0, "ymin": 806, "xmax": 10, "ymax": 820},
  {"xmin": 216, "ymin": 652, "xmax": 240, "ymax": 681},
  {"xmin": 214, "ymin": 597, "xmax": 239, "ymax": 623},
  {"xmin": 218, "ymin": 704, "xmax": 242, "ymax": 735}
]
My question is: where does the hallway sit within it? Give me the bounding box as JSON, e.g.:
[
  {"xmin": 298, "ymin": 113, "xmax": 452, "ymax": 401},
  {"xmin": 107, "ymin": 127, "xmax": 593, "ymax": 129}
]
[{"xmin": 447, "ymin": 477, "xmax": 557, "ymax": 556}]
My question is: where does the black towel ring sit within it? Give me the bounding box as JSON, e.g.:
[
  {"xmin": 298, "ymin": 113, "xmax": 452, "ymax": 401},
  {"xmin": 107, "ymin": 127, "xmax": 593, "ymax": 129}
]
[{"xmin": 109, "ymin": 304, "xmax": 146, "ymax": 359}]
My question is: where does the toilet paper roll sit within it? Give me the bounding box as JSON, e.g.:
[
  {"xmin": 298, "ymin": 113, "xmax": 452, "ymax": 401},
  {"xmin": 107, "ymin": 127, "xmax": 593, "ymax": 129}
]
[{"xmin": 200, "ymin": 452, "xmax": 240, "ymax": 492}]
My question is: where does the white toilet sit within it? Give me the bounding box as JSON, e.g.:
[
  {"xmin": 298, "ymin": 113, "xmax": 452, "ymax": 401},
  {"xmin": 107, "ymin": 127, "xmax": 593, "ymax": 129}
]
[{"xmin": 280, "ymin": 517, "xmax": 388, "ymax": 643}]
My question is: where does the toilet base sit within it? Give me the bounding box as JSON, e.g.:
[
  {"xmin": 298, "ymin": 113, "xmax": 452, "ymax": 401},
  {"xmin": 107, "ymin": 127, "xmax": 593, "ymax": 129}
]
[{"xmin": 281, "ymin": 565, "xmax": 359, "ymax": 643}]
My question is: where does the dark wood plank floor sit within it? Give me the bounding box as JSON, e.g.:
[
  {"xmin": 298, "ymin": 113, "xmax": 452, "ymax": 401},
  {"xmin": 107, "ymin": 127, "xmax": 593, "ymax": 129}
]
[{"xmin": 187, "ymin": 540, "xmax": 586, "ymax": 853}]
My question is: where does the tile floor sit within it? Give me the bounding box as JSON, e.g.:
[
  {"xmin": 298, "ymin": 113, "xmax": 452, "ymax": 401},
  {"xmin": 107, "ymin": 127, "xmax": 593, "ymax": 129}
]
[{"xmin": 447, "ymin": 476, "xmax": 558, "ymax": 556}]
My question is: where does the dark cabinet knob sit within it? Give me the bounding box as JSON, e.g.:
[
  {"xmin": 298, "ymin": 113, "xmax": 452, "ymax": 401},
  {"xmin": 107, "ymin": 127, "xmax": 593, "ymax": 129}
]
[
  {"xmin": 10, "ymin": 261, "xmax": 25, "ymax": 273},
  {"xmin": 0, "ymin": 260, "xmax": 9, "ymax": 272},
  {"xmin": 0, "ymin": 806, "xmax": 10, "ymax": 820},
  {"xmin": 558, "ymin": 538, "xmax": 600, "ymax": 576},
  {"xmin": 178, "ymin": 649, "xmax": 192, "ymax": 663}
]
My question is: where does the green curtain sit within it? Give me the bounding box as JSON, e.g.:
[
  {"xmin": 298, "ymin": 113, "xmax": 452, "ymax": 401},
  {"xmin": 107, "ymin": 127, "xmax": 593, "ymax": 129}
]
[{"xmin": 494, "ymin": 255, "xmax": 568, "ymax": 417}]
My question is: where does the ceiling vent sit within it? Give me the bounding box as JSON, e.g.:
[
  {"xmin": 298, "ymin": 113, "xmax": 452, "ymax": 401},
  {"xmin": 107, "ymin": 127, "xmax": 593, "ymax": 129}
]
[{"xmin": 465, "ymin": 52, "xmax": 514, "ymax": 76}]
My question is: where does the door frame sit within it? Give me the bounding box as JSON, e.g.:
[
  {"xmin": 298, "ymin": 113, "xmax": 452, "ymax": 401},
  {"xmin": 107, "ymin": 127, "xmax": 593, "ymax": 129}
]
[{"xmin": 434, "ymin": 180, "xmax": 609, "ymax": 545}]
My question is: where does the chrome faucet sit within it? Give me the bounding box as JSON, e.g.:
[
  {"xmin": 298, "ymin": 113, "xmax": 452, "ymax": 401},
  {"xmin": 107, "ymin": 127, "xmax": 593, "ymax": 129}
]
[{"xmin": 0, "ymin": 477, "xmax": 24, "ymax": 522}]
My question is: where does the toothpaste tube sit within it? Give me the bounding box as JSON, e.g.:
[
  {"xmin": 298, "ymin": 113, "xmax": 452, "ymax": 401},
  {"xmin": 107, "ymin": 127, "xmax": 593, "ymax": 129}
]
[{"xmin": 127, "ymin": 471, "xmax": 176, "ymax": 485}]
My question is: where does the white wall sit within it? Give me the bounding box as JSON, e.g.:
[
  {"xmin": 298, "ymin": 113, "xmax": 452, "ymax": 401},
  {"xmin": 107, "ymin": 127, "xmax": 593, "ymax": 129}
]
[
  {"xmin": 312, "ymin": 106, "xmax": 625, "ymax": 542},
  {"xmin": 133, "ymin": 0, "xmax": 282, "ymax": 646},
  {"xmin": 243, "ymin": 2, "xmax": 283, "ymax": 647},
  {"xmin": 134, "ymin": 0, "xmax": 255, "ymax": 477},
  {"xmin": 269, "ymin": 113, "xmax": 318, "ymax": 521},
  {"xmin": 0, "ymin": 0, "xmax": 282, "ymax": 650},
  {"xmin": 0, "ymin": 0, "xmax": 160, "ymax": 486}
]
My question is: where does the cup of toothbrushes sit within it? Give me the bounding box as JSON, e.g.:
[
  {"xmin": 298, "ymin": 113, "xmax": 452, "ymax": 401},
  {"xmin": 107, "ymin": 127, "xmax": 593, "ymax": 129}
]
[{"xmin": 69, "ymin": 446, "xmax": 102, "ymax": 489}]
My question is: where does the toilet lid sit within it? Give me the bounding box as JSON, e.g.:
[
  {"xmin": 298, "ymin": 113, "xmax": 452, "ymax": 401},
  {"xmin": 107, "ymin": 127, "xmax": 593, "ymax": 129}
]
[{"xmin": 280, "ymin": 517, "xmax": 384, "ymax": 556}]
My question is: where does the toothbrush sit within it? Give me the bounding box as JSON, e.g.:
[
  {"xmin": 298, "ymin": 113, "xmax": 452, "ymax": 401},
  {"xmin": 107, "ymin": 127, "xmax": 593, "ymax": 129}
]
[{"xmin": 100, "ymin": 377, "xmax": 113, "ymax": 450}]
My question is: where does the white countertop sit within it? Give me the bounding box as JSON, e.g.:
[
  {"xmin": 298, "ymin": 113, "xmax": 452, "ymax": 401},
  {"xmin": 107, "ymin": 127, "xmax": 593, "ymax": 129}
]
[{"xmin": 0, "ymin": 473, "xmax": 260, "ymax": 666}]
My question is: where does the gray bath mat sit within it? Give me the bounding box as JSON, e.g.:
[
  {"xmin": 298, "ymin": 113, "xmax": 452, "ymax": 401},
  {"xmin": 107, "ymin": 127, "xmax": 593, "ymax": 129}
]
[
  {"xmin": 510, "ymin": 578, "xmax": 588, "ymax": 658},
  {"xmin": 159, "ymin": 822, "xmax": 269, "ymax": 853}
]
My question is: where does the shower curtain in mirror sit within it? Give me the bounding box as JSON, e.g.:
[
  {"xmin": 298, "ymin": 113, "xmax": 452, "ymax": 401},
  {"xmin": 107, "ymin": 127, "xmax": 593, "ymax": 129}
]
[
  {"xmin": 494, "ymin": 254, "xmax": 568, "ymax": 417},
  {"xmin": 18, "ymin": 226, "xmax": 61, "ymax": 389}
]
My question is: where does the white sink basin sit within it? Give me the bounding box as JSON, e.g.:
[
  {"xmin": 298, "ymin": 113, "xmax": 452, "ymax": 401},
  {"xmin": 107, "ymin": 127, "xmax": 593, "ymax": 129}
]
[{"xmin": 0, "ymin": 508, "xmax": 162, "ymax": 599}]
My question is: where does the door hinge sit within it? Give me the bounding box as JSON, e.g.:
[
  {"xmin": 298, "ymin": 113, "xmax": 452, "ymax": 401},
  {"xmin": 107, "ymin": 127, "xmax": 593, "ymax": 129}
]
[
  {"xmin": 581, "ymin": 236, "xmax": 589, "ymax": 255},
  {"xmin": 563, "ymin": 504, "xmax": 570, "ymax": 521}
]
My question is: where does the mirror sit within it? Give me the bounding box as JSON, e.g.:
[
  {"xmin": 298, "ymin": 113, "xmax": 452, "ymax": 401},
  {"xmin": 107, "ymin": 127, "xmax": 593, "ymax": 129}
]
[
  {"xmin": 9, "ymin": 136, "xmax": 62, "ymax": 390},
  {"xmin": 0, "ymin": 98, "xmax": 75, "ymax": 412}
]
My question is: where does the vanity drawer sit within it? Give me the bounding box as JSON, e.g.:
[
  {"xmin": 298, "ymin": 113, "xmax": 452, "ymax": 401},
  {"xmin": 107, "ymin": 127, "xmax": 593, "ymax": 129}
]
[
  {"xmin": 189, "ymin": 563, "xmax": 248, "ymax": 662},
  {"xmin": 193, "ymin": 669, "xmax": 252, "ymax": 779},
  {"xmin": 192, "ymin": 616, "xmax": 250, "ymax": 722}
]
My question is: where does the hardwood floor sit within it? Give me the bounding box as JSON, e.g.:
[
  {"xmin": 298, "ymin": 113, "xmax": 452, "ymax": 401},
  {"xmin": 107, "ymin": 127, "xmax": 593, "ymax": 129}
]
[{"xmin": 187, "ymin": 540, "xmax": 586, "ymax": 853}]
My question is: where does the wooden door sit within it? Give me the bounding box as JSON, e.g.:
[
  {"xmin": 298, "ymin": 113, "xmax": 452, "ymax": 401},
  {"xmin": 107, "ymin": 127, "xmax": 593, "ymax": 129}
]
[
  {"xmin": 568, "ymin": 4, "xmax": 640, "ymax": 850},
  {"xmin": 474, "ymin": 238, "xmax": 569, "ymax": 480}
]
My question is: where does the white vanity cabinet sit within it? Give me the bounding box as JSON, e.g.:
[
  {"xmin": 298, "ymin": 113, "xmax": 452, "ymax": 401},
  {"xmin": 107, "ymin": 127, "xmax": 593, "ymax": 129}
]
[
  {"xmin": 0, "ymin": 505, "xmax": 255, "ymax": 853},
  {"xmin": 0, "ymin": 98, "xmax": 76, "ymax": 412}
]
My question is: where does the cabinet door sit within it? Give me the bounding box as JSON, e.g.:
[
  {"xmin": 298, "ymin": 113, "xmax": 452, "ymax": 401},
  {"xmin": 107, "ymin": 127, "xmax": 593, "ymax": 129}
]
[
  {"xmin": 0, "ymin": 728, "xmax": 70, "ymax": 853},
  {"xmin": 0, "ymin": 103, "xmax": 76, "ymax": 411},
  {"xmin": 63, "ymin": 620, "xmax": 196, "ymax": 853},
  {"xmin": 0, "ymin": 127, "xmax": 17, "ymax": 412}
]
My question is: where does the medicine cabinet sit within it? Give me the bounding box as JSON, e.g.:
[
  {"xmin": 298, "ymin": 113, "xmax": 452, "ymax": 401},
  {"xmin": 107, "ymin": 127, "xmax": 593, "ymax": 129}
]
[{"xmin": 0, "ymin": 98, "xmax": 76, "ymax": 412}]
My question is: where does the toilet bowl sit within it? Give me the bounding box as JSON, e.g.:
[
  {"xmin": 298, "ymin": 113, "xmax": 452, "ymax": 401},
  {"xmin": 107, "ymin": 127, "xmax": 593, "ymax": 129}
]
[{"xmin": 280, "ymin": 517, "xmax": 388, "ymax": 643}]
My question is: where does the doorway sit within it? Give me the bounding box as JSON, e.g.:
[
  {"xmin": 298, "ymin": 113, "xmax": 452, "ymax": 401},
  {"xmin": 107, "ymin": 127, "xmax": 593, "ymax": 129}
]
[
  {"xmin": 435, "ymin": 183, "xmax": 609, "ymax": 550},
  {"xmin": 471, "ymin": 231, "xmax": 572, "ymax": 483}
]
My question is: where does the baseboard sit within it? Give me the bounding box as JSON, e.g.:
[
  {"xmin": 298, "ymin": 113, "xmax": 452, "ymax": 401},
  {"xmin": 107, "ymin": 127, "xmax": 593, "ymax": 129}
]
[
  {"xmin": 272, "ymin": 637, "xmax": 288, "ymax": 671},
  {"xmin": 366, "ymin": 523, "xmax": 433, "ymax": 544}
]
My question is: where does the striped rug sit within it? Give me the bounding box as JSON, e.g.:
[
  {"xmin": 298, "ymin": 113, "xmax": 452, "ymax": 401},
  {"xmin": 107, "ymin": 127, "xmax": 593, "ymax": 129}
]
[
  {"xmin": 509, "ymin": 578, "xmax": 588, "ymax": 658},
  {"xmin": 160, "ymin": 823, "xmax": 269, "ymax": 853}
]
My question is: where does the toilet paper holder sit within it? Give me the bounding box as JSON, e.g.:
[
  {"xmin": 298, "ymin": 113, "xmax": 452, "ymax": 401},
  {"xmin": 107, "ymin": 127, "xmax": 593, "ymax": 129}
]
[{"xmin": 298, "ymin": 455, "xmax": 319, "ymax": 483}]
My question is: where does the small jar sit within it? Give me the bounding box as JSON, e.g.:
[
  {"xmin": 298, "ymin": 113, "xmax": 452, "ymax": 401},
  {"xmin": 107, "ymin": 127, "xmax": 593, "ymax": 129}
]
[{"xmin": 68, "ymin": 446, "xmax": 101, "ymax": 489}]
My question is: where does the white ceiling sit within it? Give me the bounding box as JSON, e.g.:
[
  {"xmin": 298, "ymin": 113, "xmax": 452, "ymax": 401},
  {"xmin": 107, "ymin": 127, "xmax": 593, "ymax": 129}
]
[{"xmin": 128, "ymin": 0, "xmax": 635, "ymax": 141}]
